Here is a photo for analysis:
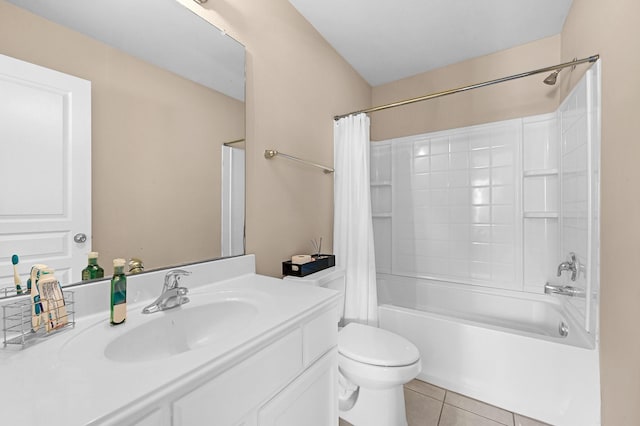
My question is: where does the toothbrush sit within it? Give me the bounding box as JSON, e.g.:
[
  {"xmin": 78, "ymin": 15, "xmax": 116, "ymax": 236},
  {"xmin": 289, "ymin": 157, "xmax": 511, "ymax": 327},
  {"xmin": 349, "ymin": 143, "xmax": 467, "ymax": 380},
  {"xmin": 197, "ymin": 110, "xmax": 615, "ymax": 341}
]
[{"xmin": 11, "ymin": 254, "xmax": 22, "ymax": 295}]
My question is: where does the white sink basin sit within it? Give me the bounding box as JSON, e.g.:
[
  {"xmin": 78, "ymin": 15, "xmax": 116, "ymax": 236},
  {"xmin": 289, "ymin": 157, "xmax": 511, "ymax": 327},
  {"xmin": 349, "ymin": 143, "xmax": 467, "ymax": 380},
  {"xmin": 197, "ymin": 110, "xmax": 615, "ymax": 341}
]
[{"xmin": 104, "ymin": 299, "xmax": 258, "ymax": 363}]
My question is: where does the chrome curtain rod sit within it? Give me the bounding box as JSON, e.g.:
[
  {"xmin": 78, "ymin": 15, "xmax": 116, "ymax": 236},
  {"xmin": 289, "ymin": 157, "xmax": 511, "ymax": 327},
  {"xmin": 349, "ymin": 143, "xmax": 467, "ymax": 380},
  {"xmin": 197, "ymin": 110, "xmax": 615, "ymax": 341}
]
[
  {"xmin": 334, "ymin": 54, "xmax": 600, "ymax": 121},
  {"xmin": 264, "ymin": 149, "xmax": 334, "ymax": 174}
]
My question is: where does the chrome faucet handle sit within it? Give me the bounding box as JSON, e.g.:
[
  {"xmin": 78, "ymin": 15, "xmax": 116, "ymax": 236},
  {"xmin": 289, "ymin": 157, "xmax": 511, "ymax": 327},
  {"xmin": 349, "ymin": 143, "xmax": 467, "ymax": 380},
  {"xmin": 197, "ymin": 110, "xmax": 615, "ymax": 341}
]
[
  {"xmin": 556, "ymin": 252, "xmax": 579, "ymax": 281},
  {"xmin": 163, "ymin": 269, "xmax": 191, "ymax": 290},
  {"xmin": 556, "ymin": 262, "xmax": 569, "ymax": 277}
]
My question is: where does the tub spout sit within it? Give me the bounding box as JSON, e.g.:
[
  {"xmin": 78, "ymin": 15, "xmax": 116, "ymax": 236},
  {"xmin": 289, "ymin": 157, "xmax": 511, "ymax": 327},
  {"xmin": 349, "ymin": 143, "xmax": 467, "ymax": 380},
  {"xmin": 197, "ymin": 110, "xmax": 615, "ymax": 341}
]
[{"xmin": 544, "ymin": 282, "xmax": 585, "ymax": 297}]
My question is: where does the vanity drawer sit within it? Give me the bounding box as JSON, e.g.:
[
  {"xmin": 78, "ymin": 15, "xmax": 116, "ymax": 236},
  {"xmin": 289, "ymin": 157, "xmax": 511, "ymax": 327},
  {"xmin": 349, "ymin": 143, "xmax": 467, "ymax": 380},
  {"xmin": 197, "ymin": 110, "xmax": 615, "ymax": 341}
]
[
  {"xmin": 302, "ymin": 306, "xmax": 338, "ymax": 366},
  {"xmin": 172, "ymin": 329, "xmax": 303, "ymax": 426}
]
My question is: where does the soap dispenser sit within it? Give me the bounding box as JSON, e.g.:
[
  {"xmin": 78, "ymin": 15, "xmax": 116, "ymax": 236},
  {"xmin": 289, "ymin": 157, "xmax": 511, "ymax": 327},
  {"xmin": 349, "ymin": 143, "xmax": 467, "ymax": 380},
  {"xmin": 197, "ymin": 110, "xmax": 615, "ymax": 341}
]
[{"xmin": 110, "ymin": 258, "xmax": 127, "ymax": 325}]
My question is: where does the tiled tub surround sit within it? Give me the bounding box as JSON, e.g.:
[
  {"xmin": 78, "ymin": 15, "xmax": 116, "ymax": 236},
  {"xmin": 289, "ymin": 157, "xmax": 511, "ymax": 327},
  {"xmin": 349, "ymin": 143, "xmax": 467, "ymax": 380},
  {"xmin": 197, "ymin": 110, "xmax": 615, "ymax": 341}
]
[
  {"xmin": 0, "ymin": 255, "xmax": 341, "ymax": 425},
  {"xmin": 371, "ymin": 64, "xmax": 600, "ymax": 426}
]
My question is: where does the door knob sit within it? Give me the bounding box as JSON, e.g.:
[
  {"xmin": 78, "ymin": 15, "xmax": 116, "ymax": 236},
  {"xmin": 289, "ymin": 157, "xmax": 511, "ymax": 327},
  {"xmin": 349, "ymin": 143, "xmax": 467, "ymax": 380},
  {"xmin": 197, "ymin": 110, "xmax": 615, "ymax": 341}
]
[{"xmin": 74, "ymin": 233, "xmax": 87, "ymax": 243}]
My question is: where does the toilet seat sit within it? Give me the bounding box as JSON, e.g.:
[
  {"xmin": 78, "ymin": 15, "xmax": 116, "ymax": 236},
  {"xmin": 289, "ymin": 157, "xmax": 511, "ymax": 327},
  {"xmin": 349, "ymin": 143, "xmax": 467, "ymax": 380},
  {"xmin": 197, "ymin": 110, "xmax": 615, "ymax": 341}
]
[
  {"xmin": 339, "ymin": 352, "xmax": 421, "ymax": 390},
  {"xmin": 338, "ymin": 323, "xmax": 420, "ymax": 367}
]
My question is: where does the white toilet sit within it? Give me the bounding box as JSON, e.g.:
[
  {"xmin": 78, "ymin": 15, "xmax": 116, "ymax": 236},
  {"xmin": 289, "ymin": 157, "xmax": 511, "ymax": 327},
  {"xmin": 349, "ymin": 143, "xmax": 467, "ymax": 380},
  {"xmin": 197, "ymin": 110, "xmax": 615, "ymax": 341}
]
[{"xmin": 284, "ymin": 267, "xmax": 421, "ymax": 426}]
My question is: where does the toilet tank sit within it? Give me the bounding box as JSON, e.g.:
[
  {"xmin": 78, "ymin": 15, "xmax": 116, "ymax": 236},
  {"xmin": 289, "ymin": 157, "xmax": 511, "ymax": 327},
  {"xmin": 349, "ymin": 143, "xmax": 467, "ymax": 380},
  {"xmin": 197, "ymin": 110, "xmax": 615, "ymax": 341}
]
[{"xmin": 283, "ymin": 267, "xmax": 345, "ymax": 321}]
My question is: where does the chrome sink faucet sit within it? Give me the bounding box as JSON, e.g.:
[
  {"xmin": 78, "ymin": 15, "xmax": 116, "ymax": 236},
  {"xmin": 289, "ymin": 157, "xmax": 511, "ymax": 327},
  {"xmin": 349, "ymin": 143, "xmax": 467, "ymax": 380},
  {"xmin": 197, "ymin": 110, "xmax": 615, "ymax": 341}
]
[
  {"xmin": 142, "ymin": 269, "xmax": 191, "ymax": 314},
  {"xmin": 557, "ymin": 252, "xmax": 578, "ymax": 281}
]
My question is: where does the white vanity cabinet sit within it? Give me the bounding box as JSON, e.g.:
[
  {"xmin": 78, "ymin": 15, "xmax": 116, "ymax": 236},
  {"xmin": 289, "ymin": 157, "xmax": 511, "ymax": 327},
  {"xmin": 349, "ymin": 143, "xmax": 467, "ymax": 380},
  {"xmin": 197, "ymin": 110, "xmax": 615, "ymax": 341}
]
[
  {"xmin": 254, "ymin": 308, "xmax": 339, "ymax": 426},
  {"xmin": 257, "ymin": 350, "xmax": 337, "ymax": 426},
  {"xmin": 172, "ymin": 329, "xmax": 303, "ymax": 425},
  {"xmin": 127, "ymin": 304, "xmax": 338, "ymax": 426},
  {"xmin": 0, "ymin": 256, "xmax": 340, "ymax": 426}
]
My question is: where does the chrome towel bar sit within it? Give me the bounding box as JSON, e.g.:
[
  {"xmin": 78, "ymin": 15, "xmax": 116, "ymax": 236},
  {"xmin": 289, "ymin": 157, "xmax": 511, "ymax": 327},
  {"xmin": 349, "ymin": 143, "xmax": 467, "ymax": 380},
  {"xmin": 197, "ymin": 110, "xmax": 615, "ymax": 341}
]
[{"xmin": 264, "ymin": 149, "xmax": 334, "ymax": 174}]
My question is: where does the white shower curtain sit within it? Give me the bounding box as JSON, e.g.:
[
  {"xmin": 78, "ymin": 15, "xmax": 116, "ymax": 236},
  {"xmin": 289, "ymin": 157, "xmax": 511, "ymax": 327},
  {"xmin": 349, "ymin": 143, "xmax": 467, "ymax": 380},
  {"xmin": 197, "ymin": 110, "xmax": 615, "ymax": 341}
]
[{"xmin": 333, "ymin": 113, "xmax": 378, "ymax": 326}]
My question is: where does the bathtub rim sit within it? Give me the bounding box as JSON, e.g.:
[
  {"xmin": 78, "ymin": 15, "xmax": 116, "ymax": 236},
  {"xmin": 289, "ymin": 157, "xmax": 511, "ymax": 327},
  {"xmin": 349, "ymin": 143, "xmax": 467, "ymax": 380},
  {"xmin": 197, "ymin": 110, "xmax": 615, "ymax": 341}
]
[{"xmin": 377, "ymin": 273, "xmax": 597, "ymax": 350}]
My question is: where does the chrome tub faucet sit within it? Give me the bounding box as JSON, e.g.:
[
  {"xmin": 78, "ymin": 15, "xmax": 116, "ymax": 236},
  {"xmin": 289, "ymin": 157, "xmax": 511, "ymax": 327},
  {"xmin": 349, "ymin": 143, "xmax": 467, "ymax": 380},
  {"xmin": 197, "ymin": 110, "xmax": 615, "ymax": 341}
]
[
  {"xmin": 142, "ymin": 269, "xmax": 191, "ymax": 314},
  {"xmin": 544, "ymin": 282, "xmax": 585, "ymax": 297},
  {"xmin": 557, "ymin": 252, "xmax": 578, "ymax": 281},
  {"xmin": 546, "ymin": 252, "xmax": 585, "ymax": 297}
]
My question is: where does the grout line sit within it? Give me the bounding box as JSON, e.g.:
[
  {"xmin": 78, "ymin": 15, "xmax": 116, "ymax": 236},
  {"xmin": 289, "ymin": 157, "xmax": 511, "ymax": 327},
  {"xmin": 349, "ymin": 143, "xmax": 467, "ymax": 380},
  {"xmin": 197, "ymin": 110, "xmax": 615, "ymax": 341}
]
[
  {"xmin": 405, "ymin": 387, "xmax": 442, "ymax": 405},
  {"xmin": 442, "ymin": 402, "xmax": 514, "ymax": 426},
  {"xmin": 437, "ymin": 390, "xmax": 447, "ymax": 426},
  {"xmin": 406, "ymin": 380, "xmax": 447, "ymax": 401},
  {"xmin": 444, "ymin": 388, "xmax": 517, "ymax": 426},
  {"xmin": 416, "ymin": 381, "xmax": 547, "ymax": 426}
]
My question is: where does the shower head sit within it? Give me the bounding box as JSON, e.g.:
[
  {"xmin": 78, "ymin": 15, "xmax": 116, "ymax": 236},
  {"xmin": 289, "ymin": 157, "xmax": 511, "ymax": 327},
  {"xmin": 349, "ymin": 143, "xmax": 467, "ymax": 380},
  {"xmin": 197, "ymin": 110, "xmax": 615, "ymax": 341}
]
[{"xmin": 543, "ymin": 69, "xmax": 561, "ymax": 85}]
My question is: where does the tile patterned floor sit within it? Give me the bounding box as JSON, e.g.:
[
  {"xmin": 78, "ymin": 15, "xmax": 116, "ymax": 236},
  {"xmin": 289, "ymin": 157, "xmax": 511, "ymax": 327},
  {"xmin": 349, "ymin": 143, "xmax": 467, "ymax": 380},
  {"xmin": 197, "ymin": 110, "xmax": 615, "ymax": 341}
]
[{"xmin": 339, "ymin": 379, "xmax": 552, "ymax": 426}]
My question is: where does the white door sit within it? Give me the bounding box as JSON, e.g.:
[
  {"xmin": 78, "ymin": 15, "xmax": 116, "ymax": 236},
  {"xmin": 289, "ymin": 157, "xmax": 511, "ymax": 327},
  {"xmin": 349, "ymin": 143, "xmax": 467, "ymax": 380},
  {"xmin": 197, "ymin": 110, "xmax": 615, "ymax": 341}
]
[
  {"xmin": 0, "ymin": 53, "xmax": 91, "ymax": 292},
  {"xmin": 221, "ymin": 144, "xmax": 245, "ymax": 257}
]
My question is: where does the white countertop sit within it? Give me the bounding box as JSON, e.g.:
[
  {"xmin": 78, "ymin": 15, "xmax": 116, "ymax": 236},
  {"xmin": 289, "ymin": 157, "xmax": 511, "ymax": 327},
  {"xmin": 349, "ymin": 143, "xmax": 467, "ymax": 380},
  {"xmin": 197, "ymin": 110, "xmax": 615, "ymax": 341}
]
[{"xmin": 0, "ymin": 257, "xmax": 338, "ymax": 425}]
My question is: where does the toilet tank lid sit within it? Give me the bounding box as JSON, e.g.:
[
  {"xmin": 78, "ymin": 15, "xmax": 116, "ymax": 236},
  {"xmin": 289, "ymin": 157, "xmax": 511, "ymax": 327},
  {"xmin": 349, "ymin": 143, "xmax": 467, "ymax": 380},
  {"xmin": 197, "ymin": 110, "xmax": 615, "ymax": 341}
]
[{"xmin": 338, "ymin": 323, "xmax": 420, "ymax": 367}]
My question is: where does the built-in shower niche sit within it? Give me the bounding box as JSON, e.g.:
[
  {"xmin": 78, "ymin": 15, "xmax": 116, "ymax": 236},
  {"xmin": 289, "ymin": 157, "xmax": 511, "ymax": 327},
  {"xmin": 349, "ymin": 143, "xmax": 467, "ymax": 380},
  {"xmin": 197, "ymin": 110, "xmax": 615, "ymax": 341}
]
[
  {"xmin": 370, "ymin": 62, "xmax": 600, "ymax": 344},
  {"xmin": 370, "ymin": 142, "xmax": 392, "ymax": 273},
  {"xmin": 522, "ymin": 113, "xmax": 560, "ymax": 294}
]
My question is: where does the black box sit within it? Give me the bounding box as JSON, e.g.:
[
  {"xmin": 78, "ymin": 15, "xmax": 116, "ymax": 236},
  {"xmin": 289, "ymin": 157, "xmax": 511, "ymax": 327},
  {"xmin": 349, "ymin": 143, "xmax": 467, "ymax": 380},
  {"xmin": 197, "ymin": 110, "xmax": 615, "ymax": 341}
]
[{"xmin": 282, "ymin": 254, "xmax": 336, "ymax": 277}]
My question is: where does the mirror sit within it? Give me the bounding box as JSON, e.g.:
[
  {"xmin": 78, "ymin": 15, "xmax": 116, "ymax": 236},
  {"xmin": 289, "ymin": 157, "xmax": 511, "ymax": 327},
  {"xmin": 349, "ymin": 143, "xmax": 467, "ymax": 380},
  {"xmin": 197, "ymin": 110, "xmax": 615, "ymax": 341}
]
[{"xmin": 0, "ymin": 0, "xmax": 245, "ymax": 296}]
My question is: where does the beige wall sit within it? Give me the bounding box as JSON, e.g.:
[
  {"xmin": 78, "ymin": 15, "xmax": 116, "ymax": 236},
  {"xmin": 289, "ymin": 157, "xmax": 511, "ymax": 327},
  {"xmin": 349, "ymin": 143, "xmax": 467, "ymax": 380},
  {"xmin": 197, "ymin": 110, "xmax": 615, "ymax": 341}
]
[
  {"xmin": 0, "ymin": 1, "xmax": 245, "ymax": 272},
  {"xmin": 562, "ymin": 0, "xmax": 640, "ymax": 424},
  {"xmin": 370, "ymin": 35, "xmax": 561, "ymax": 141},
  {"xmin": 179, "ymin": 0, "xmax": 371, "ymax": 277},
  {"xmin": 4, "ymin": 0, "xmax": 637, "ymax": 422}
]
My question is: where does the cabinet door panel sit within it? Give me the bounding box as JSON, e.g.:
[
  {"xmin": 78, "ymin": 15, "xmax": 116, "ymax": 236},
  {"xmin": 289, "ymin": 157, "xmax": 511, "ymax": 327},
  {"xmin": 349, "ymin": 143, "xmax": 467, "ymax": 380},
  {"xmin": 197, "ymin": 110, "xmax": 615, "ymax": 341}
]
[
  {"xmin": 302, "ymin": 307, "xmax": 338, "ymax": 366},
  {"xmin": 173, "ymin": 329, "xmax": 303, "ymax": 426},
  {"xmin": 258, "ymin": 348, "xmax": 337, "ymax": 426}
]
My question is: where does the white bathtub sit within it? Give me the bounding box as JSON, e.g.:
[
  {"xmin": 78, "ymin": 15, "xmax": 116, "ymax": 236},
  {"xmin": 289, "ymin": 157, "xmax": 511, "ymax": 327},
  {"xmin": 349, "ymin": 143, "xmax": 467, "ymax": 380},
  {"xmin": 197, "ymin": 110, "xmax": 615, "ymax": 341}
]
[{"xmin": 377, "ymin": 274, "xmax": 600, "ymax": 426}]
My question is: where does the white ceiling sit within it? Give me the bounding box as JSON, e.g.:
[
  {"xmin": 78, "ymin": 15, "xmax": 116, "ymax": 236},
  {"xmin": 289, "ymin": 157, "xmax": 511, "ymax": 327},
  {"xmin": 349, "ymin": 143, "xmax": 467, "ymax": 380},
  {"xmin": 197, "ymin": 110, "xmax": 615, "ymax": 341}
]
[
  {"xmin": 288, "ymin": 0, "xmax": 573, "ymax": 86},
  {"xmin": 7, "ymin": 0, "xmax": 245, "ymax": 100}
]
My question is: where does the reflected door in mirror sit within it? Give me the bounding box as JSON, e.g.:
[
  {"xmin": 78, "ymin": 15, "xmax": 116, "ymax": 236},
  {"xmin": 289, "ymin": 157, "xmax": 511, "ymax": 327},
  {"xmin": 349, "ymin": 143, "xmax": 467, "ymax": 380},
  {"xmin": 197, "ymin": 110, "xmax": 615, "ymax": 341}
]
[{"xmin": 0, "ymin": 53, "xmax": 91, "ymax": 288}]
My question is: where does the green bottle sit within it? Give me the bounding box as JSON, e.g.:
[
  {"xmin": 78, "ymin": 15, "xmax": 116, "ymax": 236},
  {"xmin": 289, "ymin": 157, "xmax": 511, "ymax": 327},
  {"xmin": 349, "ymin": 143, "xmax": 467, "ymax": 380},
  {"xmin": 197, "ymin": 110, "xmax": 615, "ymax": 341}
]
[
  {"xmin": 81, "ymin": 252, "xmax": 105, "ymax": 281},
  {"xmin": 110, "ymin": 258, "xmax": 127, "ymax": 325}
]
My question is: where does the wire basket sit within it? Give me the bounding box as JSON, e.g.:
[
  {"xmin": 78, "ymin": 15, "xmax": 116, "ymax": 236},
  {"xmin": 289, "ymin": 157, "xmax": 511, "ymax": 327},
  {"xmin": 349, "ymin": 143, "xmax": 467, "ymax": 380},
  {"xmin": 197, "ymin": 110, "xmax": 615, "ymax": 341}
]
[{"xmin": 2, "ymin": 291, "xmax": 75, "ymax": 349}]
